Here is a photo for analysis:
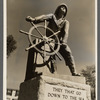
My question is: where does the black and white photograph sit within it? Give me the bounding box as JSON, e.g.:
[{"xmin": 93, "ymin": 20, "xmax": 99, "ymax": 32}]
[{"xmin": 6, "ymin": 0, "xmax": 97, "ymax": 100}]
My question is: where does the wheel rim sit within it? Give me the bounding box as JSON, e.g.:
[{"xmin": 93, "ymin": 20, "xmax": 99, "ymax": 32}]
[{"xmin": 28, "ymin": 25, "xmax": 60, "ymax": 56}]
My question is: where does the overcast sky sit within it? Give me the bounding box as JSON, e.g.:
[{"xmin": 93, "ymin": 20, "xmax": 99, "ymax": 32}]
[{"xmin": 7, "ymin": 0, "xmax": 95, "ymax": 89}]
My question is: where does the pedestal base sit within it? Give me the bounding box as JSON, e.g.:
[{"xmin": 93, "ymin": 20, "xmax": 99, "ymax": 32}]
[{"xmin": 18, "ymin": 75, "xmax": 91, "ymax": 100}]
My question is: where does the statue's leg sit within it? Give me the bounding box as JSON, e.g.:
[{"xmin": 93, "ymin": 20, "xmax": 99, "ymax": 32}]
[
  {"xmin": 50, "ymin": 56, "xmax": 57, "ymax": 73},
  {"xmin": 59, "ymin": 45, "xmax": 78, "ymax": 75},
  {"xmin": 50, "ymin": 42, "xmax": 57, "ymax": 73}
]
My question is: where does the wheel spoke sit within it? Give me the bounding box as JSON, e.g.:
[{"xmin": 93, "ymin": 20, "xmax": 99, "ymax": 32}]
[
  {"xmin": 43, "ymin": 41, "xmax": 47, "ymax": 62},
  {"xmin": 25, "ymin": 40, "xmax": 44, "ymax": 51},
  {"xmin": 48, "ymin": 31, "xmax": 60, "ymax": 39},
  {"xmin": 19, "ymin": 30, "xmax": 43, "ymax": 40},
  {"xmin": 44, "ymin": 20, "xmax": 47, "ymax": 36},
  {"xmin": 31, "ymin": 22, "xmax": 44, "ymax": 37},
  {"xmin": 34, "ymin": 52, "xmax": 38, "ymax": 64}
]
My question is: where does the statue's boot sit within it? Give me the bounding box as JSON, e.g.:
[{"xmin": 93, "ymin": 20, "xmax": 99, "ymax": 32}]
[
  {"xmin": 69, "ymin": 66, "xmax": 81, "ymax": 76},
  {"xmin": 50, "ymin": 61, "xmax": 57, "ymax": 74}
]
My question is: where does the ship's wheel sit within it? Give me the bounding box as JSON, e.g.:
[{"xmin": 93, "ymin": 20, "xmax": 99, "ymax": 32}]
[{"xmin": 20, "ymin": 20, "xmax": 62, "ymax": 66}]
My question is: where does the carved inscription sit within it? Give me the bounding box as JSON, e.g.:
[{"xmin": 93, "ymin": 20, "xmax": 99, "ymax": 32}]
[{"xmin": 44, "ymin": 84, "xmax": 87, "ymax": 100}]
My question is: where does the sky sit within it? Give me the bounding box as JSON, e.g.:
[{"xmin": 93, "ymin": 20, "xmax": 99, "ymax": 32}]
[{"xmin": 7, "ymin": 0, "xmax": 96, "ymax": 89}]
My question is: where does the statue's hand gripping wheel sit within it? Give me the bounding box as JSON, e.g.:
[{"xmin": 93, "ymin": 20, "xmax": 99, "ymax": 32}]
[{"xmin": 20, "ymin": 18, "xmax": 62, "ymax": 66}]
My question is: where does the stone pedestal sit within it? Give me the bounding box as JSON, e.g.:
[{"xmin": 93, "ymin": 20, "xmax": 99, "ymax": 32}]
[{"xmin": 18, "ymin": 75, "xmax": 91, "ymax": 100}]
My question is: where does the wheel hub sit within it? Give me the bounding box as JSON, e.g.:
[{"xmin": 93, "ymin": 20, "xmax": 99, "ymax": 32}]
[{"xmin": 43, "ymin": 36, "xmax": 48, "ymax": 42}]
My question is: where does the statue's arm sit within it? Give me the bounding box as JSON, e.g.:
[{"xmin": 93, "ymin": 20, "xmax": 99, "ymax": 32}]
[{"xmin": 26, "ymin": 13, "xmax": 53, "ymax": 23}]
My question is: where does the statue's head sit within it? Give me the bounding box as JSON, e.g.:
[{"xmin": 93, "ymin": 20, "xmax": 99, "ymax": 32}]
[{"xmin": 54, "ymin": 3, "xmax": 68, "ymax": 18}]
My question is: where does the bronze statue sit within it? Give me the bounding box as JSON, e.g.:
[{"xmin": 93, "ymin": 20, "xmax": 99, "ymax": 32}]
[{"xmin": 20, "ymin": 3, "xmax": 80, "ymax": 81}]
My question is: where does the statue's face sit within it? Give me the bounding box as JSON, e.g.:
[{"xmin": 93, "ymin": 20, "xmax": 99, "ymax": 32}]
[
  {"xmin": 61, "ymin": 6, "xmax": 66, "ymax": 13},
  {"xmin": 59, "ymin": 6, "xmax": 66, "ymax": 16}
]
